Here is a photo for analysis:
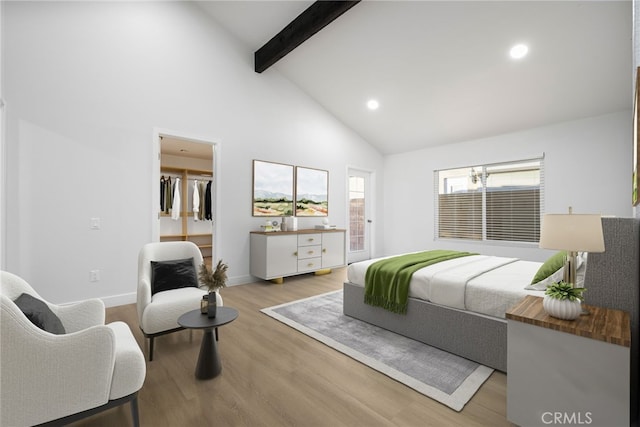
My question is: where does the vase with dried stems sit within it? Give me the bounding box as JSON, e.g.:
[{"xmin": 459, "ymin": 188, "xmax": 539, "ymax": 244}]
[{"xmin": 199, "ymin": 260, "xmax": 228, "ymax": 318}]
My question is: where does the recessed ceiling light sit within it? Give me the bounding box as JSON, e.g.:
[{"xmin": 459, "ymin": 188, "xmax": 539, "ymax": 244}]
[
  {"xmin": 509, "ymin": 44, "xmax": 529, "ymax": 59},
  {"xmin": 367, "ymin": 99, "xmax": 379, "ymax": 110}
]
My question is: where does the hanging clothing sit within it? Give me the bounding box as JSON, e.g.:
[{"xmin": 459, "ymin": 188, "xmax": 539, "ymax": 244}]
[
  {"xmin": 205, "ymin": 180, "xmax": 213, "ymax": 221},
  {"xmin": 171, "ymin": 178, "xmax": 181, "ymax": 220},
  {"xmin": 193, "ymin": 180, "xmax": 200, "ymax": 222},
  {"xmin": 160, "ymin": 176, "xmax": 166, "ymax": 211},
  {"xmin": 198, "ymin": 180, "xmax": 206, "ymax": 221},
  {"xmin": 165, "ymin": 177, "xmax": 172, "ymax": 214}
]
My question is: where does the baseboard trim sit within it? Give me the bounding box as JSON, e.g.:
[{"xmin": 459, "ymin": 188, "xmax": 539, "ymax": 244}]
[
  {"xmin": 100, "ymin": 276, "xmax": 250, "ymax": 308},
  {"xmin": 102, "ymin": 292, "xmax": 136, "ymax": 308}
]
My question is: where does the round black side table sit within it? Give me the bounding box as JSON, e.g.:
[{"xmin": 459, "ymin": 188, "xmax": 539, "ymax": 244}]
[{"xmin": 177, "ymin": 306, "xmax": 238, "ymax": 379}]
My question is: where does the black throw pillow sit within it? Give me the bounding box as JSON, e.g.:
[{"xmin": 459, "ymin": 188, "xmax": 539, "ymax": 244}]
[
  {"xmin": 150, "ymin": 257, "xmax": 199, "ymax": 295},
  {"xmin": 13, "ymin": 293, "xmax": 66, "ymax": 334}
]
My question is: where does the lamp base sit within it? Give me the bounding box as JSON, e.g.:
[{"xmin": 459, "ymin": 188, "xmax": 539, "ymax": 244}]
[
  {"xmin": 566, "ymin": 253, "xmax": 589, "ymax": 315},
  {"xmin": 563, "ymin": 251, "xmax": 579, "ymax": 286}
]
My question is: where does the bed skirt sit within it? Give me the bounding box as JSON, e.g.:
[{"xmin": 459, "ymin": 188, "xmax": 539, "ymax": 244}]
[{"xmin": 343, "ymin": 281, "xmax": 507, "ymax": 372}]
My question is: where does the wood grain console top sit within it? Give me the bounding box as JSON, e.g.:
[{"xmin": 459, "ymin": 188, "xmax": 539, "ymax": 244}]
[
  {"xmin": 250, "ymin": 228, "xmax": 346, "ymax": 235},
  {"xmin": 506, "ymin": 295, "xmax": 630, "ymax": 347}
]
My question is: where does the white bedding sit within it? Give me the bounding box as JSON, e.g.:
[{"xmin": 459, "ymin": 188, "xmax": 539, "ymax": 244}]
[{"xmin": 346, "ymin": 254, "xmax": 544, "ymax": 318}]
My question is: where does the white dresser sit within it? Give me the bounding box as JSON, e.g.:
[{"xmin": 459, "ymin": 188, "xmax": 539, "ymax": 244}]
[{"xmin": 250, "ymin": 229, "xmax": 346, "ymax": 282}]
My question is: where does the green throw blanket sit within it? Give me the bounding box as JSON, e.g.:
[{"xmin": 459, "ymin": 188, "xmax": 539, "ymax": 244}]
[{"xmin": 364, "ymin": 250, "xmax": 476, "ymax": 314}]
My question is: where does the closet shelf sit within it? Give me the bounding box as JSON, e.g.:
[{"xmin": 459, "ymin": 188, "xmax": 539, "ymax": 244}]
[
  {"xmin": 161, "ymin": 166, "xmax": 212, "ymax": 176},
  {"xmin": 159, "ymin": 234, "xmax": 211, "ymax": 239},
  {"xmin": 159, "ymin": 212, "xmax": 213, "ymax": 218}
]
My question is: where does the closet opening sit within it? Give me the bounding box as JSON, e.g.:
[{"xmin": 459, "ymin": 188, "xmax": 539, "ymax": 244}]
[{"xmin": 153, "ymin": 132, "xmax": 219, "ymax": 267}]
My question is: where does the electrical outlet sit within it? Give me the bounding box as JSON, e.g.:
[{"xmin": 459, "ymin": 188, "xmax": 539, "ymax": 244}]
[
  {"xmin": 90, "ymin": 270, "xmax": 100, "ymax": 282},
  {"xmin": 90, "ymin": 218, "xmax": 101, "ymax": 230}
]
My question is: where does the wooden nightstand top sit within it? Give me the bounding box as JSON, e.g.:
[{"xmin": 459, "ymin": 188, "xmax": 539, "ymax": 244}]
[{"xmin": 506, "ymin": 295, "xmax": 630, "ymax": 347}]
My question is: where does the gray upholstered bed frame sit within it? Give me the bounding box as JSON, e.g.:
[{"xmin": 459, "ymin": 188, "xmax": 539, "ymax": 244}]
[{"xmin": 343, "ymin": 217, "xmax": 638, "ymax": 421}]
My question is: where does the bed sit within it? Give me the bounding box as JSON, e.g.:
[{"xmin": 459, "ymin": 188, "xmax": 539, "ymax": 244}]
[
  {"xmin": 343, "ymin": 218, "xmax": 639, "ymax": 419},
  {"xmin": 348, "ymin": 253, "xmax": 547, "ymax": 319}
]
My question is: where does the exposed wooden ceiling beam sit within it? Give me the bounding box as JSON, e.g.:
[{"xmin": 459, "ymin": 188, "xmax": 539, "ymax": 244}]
[{"xmin": 254, "ymin": 1, "xmax": 360, "ymax": 73}]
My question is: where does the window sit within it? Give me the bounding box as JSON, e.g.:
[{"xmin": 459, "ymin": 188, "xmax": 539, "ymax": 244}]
[
  {"xmin": 435, "ymin": 158, "xmax": 543, "ymax": 243},
  {"xmin": 349, "ymin": 175, "xmax": 365, "ymax": 251}
]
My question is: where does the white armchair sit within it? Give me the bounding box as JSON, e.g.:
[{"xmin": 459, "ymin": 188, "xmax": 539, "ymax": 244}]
[
  {"xmin": 137, "ymin": 241, "xmax": 223, "ymax": 361},
  {"xmin": 0, "ymin": 270, "xmax": 146, "ymax": 427}
]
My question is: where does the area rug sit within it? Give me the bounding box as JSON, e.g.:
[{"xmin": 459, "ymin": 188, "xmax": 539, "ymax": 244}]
[{"xmin": 261, "ymin": 290, "xmax": 493, "ymax": 411}]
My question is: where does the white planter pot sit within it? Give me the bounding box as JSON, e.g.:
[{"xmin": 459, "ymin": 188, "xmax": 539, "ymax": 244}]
[{"xmin": 543, "ymin": 295, "xmax": 582, "ymax": 320}]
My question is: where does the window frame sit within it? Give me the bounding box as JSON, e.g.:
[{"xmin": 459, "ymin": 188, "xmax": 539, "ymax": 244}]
[{"xmin": 434, "ymin": 157, "xmax": 545, "ymax": 246}]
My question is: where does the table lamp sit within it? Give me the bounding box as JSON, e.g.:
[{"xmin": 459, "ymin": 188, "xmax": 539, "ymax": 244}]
[{"xmin": 539, "ymin": 208, "xmax": 605, "ymax": 291}]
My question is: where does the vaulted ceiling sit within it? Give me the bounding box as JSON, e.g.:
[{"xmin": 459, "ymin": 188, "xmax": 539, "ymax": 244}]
[{"xmin": 197, "ymin": 1, "xmax": 632, "ymax": 155}]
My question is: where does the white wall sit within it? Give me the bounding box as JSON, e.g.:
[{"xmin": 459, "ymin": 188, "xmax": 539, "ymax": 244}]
[
  {"xmin": 383, "ymin": 111, "xmax": 632, "ymax": 262},
  {"xmin": 3, "ymin": 1, "xmax": 384, "ymax": 305}
]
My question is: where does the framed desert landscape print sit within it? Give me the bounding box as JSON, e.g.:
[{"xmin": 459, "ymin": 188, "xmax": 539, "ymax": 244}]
[
  {"xmin": 252, "ymin": 160, "xmax": 294, "ymax": 216},
  {"xmin": 295, "ymin": 166, "xmax": 328, "ymax": 216}
]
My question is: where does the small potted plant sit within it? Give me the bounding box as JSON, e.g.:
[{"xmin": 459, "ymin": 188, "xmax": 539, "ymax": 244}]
[
  {"xmin": 199, "ymin": 260, "xmax": 228, "ymax": 318},
  {"xmin": 543, "ymin": 281, "xmax": 585, "ymax": 320}
]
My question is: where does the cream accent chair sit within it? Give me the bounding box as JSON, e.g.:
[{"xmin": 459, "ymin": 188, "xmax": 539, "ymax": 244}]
[
  {"xmin": 0, "ymin": 271, "xmax": 146, "ymax": 427},
  {"xmin": 137, "ymin": 241, "xmax": 223, "ymax": 361}
]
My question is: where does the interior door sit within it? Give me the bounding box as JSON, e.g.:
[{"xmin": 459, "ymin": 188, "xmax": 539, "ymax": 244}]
[{"xmin": 348, "ymin": 169, "xmax": 372, "ymax": 263}]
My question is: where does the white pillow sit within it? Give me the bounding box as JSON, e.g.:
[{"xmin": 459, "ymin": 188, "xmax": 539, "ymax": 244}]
[
  {"xmin": 525, "ymin": 252, "xmax": 587, "ymax": 291},
  {"xmin": 575, "ymin": 252, "xmax": 588, "ymax": 288},
  {"xmin": 525, "ymin": 267, "xmax": 563, "ymax": 290}
]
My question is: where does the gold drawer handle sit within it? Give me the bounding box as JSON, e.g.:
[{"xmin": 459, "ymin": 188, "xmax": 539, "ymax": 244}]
[
  {"xmin": 308, "ymin": 250, "xmax": 314, "ymax": 255},
  {"xmin": 322, "ymin": 248, "xmax": 327, "ymax": 253},
  {"xmin": 308, "ymin": 238, "xmax": 314, "ymax": 242},
  {"xmin": 294, "ymin": 251, "xmax": 298, "ymax": 256},
  {"xmin": 308, "ymin": 263, "xmax": 314, "ymax": 267}
]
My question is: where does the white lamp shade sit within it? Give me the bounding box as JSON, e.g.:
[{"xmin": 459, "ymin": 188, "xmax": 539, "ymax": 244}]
[{"xmin": 539, "ymin": 214, "xmax": 605, "ymax": 252}]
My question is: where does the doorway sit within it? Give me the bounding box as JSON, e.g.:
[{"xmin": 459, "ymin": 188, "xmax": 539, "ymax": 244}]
[
  {"xmin": 152, "ymin": 131, "xmax": 220, "ymax": 266},
  {"xmin": 348, "ymin": 168, "xmax": 372, "ymax": 263}
]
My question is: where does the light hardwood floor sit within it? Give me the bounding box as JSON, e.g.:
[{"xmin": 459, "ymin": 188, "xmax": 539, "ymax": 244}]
[{"xmin": 72, "ymin": 268, "xmax": 514, "ymax": 427}]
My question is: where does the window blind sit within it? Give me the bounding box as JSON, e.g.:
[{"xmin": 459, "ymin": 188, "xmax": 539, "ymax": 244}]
[
  {"xmin": 485, "ymin": 188, "xmax": 540, "ymax": 242},
  {"xmin": 438, "ymin": 192, "xmax": 482, "ymax": 240},
  {"xmin": 436, "ymin": 158, "xmax": 544, "ymax": 243}
]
